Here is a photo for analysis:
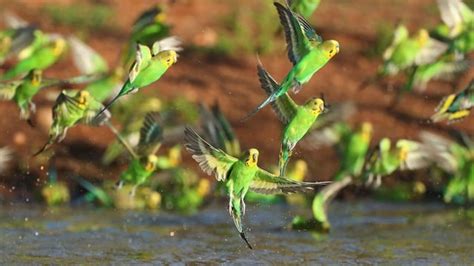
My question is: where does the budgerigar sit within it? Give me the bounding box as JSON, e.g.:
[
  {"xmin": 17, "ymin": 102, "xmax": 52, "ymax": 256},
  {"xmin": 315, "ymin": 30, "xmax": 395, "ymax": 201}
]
[
  {"xmin": 34, "ymin": 90, "xmax": 110, "ymax": 155},
  {"xmin": 244, "ymin": 2, "xmax": 339, "ymax": 119},
  {"xmin": 185, "ymin": 127, "xmax": 330, "ymax": 249},
  {"xmin": 2, "ymin": 36, "xmax": 67, "ymax": 80},
  {"xmin": 97, "ymin": 37, "xmax": 181, "ymax": 116},
  {"xmin": 114, "ymin": 112, "xmax": 164, "ymax": 196},
  {"xmin": 0, "ymin": 69, "xmax": 43, "ymax": 120},
  {"xmin": 289, "ymin": 0, "xmax": 321, "ymax": 19},
  {"xmin": 257, "ymin": 61, "xmax": 327, "ymax": 175},
  {"xmin": 431, "ymin": 80, "xmax": 473, "ymax": 123},
  {"xmin": 420, "ymin": 131, "xmax": 474, "ymax": 204}
]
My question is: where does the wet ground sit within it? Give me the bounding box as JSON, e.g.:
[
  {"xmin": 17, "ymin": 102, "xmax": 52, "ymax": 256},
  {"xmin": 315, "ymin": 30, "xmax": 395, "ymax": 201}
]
[{"xmin": 0, "ymin": 200, "xmax": 472, "ymax": 264}]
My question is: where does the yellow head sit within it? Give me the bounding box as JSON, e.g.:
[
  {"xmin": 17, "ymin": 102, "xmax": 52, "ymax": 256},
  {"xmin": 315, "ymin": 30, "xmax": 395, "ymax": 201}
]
[
  {"xmin": 244, "ymin": 148, "xmax": 259, "ymax": 167},
  {"xmin": 304, "ymin": 97, "xmax": 326, "ymax": 115},
  {"xmin": 29, "ymin": 69, "xmax": 43, "ymax": 86},
  {"xmin": 360, "ymin": 122, "xmax": 373, "ymax": 143},
  {"xmin": 157, "ymin": 50, "xmax": 178, "ymax": 67},
  {"xmin": 397, "ymin": 145, "xmax": 409, "ymax": 163},
  {"xmin": 76, "ymin": 90, "xmax": 90, "ymax": 108},
  {"xmin": 415, "ymin": 29, "xmax": 429, "ymax": 47},
  {"xmin": 320, "ymin": 40, "xmax": 340, "ymax": 59},
  {"xmin": 52, "ymin": 38, "xmax": 67, "ymax": 56},
  {"xmin": 144, "ymin": 154, "xmax": 158, "ymax": 172},
  {"xmin": 154, "ymin": 11, "xmax": 166, "ymax": 23}
]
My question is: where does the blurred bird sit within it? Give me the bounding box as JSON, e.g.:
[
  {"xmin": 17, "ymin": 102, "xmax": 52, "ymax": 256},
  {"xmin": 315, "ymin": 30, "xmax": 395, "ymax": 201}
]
[
  {"xmin": 185, "ymin": 127, "xmax": 330, "ymax": 249},
  {"xmin": 244, "ymin": 2, "xmax": 339, "ymax": 119},
  {"xmin": 34, "ymin": 90, "xmax": 110, "ymax": 156},
  {"xmin": 363, "ymin": 138, "xmax": 433, "ymax": 188},
  {"xmin": 114, "ymin": 112, "xmax": 164, "ymax": 196},
  {"xmin": 431, "ymin": 80, "xmax": 473, "ymax": 123},
  {"xmin": 257, "ymin": 61, "xmax": 327, "ymax": 175},
  {"xmin": 2, "ymin": 35, "xmax": 67, "ymax": 80},
  {"xmin": 435, "ymin": 0, "xmax": 473, "ymax": 39},
  {"xmin": 306, "ymin": 122, "xmax": 373, "ymax": 181},
  {"xmin": 69, "ymin": 36, "xmax": 125, "ymax": 103},
  {"xmin": 122, "ymin": 4, "xmax": 171, "ymax": 67},
  {"xmin": 419, "ymin": 131, "xmax": 474, "ymax": 204},
  {"xmin": 289, "ymin": 0, "xmax": 321, "ymax": 19},
  {"xmin": 96, "ymin": 36, "xmax": 181, "ymax": 117}
]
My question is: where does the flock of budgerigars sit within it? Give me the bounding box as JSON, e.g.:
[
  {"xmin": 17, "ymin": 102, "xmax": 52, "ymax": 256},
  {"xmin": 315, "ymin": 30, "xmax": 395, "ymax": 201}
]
[{"xmin": 0, "ymin": 0, "xmax": 472, "ymax": 249}]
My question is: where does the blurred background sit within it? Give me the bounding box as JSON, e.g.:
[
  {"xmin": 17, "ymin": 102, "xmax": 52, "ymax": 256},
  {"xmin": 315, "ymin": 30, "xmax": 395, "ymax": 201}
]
[{"xmin": 0, "ymin": 0, "xmax": 473, "ymax": 263}]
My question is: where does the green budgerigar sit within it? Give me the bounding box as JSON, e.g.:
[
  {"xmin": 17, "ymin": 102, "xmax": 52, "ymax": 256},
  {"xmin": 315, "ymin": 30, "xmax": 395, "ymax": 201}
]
[
  {"xmin": 0, "ymin": 69, "xmax": 43, "ymax": 120},
  {"xmin": 257, "ymin": 61, "xmax": 327, "ymax": 175},
  {"xmin": 431, "ymin": 80, "xmax": 473, "ymax": 123},
  {"xmin": 34, "ymin": 90, "xmax": 110, "ymax": 155},
  {"xmin": 97, "ymin": 37, "xmax": 181, "ymax": 116},
  {"xmin": 114, "ymin": 112, "xmax": 164, "ymax": 196},
  {"xmin": 244, "ymin": 2, "xmax": 339, "ymax": 119},
  {"xmin": 2, "ymin": 36, "xmax": 67, "ymax": 80},
  {"xmin": 184, "ymin": 127, "xmax": 329, "ymax": 249},
  {"xmin": 289, "ymin": 0, "xmax": 321, "ymax": 19},
  {"xmin": 121, "ymin": 4, "xmax": 171, "ymax": 67},
  {"xmin": 363, "ymin": 138, "xmax": 433, "ymax": 188}
]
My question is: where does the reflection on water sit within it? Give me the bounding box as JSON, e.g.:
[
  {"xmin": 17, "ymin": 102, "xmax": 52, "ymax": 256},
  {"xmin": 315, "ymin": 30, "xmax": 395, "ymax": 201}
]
[{"xmin": 0, "ymin": 201, "xmax": 473, "ymax": 264}]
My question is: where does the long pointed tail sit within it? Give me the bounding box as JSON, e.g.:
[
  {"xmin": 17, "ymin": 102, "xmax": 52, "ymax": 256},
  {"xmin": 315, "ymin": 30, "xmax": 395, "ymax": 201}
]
[
  {"xmin": 229, "ymin": 197, "xmax": 253, "ymax": 249},
  {"xmin": 33, "ymin": 138, "xmax": 54, "ymax": 157},
  {"xmin": 240, "ymin": 232, "xmax": 253, "ymax": 249},
  {"xmin": 241, "ymin": 93, "xmax": 277, "ymax": 121},
  {"xmin": 279, "ymin": 145, "xmax": 290, "ymax": 176}
]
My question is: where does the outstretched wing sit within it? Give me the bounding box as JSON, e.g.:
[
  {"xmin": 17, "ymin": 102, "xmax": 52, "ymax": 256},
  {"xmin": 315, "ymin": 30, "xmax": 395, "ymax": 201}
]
[
  {"xmin": 129, "ymin": 44, "xmax": 152, "ymax": 83},
  {"xmin": 0, "ymin": 81, "xmax": 20, "ymax": 100},
  {"xmin": 257, "ymin": 60, "xmax": 297, "ymax": 125},
  {"xmin": 274, "ymin": 2, "xmax": 318, "ymax": 65},
  {"xmin": 68, "ymin": 36, "xmax": 109, "ymax": 75},
  {"xmin": 437, "ymin": 0, "xmax": 464, "ymax": 29},
  {"xmin": 383, "ymin": 24, "xmax": 409, "ymax": 61},
  {"xmin": 151, "ymin": 36, "xmax": 182, "ymax": 56},
  {"xmin": 250, "ymin": 168, "xmax": 330, "ymax": 194},
  {"xmin": 184, "ymin": 127, "xmax": 238, "ymax": 181},
  {"xmin": 415, "ymin": 38, "xmax": 448, "ymax": 65},
  {"xmin": 137, "ymin": 112, "xmax": 163, "ymax": 156}
]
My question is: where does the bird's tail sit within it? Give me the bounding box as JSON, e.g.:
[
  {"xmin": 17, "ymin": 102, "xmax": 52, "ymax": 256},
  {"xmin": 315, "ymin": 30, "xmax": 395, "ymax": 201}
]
[
  {"xmin": 229, "ymin": 197, "xmax": 253, "ymax": 249},
  {"xmin": 241, "ymin": 93, "xmax": 277, "ymax": 121},
  {"xmin": 431, "ymin": 94, "xmax": 456, "ymax": 123},
  {"xmin": 94, "ymin": 81, "xmax": 132, "ymax": 121},
  {"xmin": 279, "ymin": 145, "xmax": 291, "ymax": 176},
  {"xmin": 33, "ymin": 137, "xmax": 54, "ymax": 157}
]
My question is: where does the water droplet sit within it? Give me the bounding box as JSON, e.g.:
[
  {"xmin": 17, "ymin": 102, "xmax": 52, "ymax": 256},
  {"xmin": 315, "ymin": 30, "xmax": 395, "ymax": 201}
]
[
  {"xmin": 34, "ymin": 231, "xmax": 39, "ymax": 236},
  {"xmin": 24, "ymin": 217, "xmax": 28, "ymax": 222},
  {"xmin": 170, "ymin": 231, "xmax": 175, "ymax": 237}
]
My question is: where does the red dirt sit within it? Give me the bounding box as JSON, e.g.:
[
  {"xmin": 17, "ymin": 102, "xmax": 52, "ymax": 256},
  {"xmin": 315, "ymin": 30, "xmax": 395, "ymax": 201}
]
[{"xmin": 0, "ymin": 0, "xmax": 472, "ymax": 199}]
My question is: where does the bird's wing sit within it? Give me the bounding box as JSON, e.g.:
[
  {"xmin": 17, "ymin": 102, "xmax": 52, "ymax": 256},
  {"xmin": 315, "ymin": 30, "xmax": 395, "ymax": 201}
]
[
  {"xmin": 383, "ymin": 24, "xmax": 409, "ymax": 60},
  {"xmin": 68, "ymin": 36, "xmax": 109, "ymax": 75},
  {"xmin": 137, "ymin": 112, "xmax": 163, "ymax": 156},
  {"xmin": 184, "ymin": 127, "xmax": 238, "ymax": 181},
  {"xmin": 0, "ymin": 81, "xmax": 20, "ymax": 100},
  {"xmin": 211, "ymin": 103, "xmax": 241, "ymax": 156},
  {"xmin": 129, "ymin": 44, "xmax": 152, "ymax": 83},
  {"xmin": 437, "ymin": 0, "xmax": 464, "ymax": 29},
  {"xmin": 415, "ymin": 38, "xmax": 449, "ymax": 65},
  {"xmin": 274, "ymin": 2, "xmax": 317, "ymax": 65},
  {"xmin": 151, "ymin": 36, "xmax": 182, "ymax": 55},
  {"xmin": 311, "ymin": 102, "xmax": 356, "ymax": 130},
  {"xmin": 257, "ymin": 60, "xmax": 297, "ymax": 125},
  {"xmin": 395, "ymin": 139, "xmax": 430, "ymax": 170},
  {"xmin": 251, "ymin": 168, "xmax": 330, "ymax": 194}
]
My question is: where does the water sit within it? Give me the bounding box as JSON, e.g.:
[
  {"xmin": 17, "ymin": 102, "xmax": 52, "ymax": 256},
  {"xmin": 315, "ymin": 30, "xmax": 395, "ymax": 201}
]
[{"xmin": 0, "ymin": 201, "xmax": 473, "ymax": 264}]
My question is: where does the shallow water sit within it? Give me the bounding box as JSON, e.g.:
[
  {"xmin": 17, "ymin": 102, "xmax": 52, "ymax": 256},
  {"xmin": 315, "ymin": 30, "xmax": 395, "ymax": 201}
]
[{"xmin": 0, "ymin": 201, "xmax": 473, "ymax": 264}]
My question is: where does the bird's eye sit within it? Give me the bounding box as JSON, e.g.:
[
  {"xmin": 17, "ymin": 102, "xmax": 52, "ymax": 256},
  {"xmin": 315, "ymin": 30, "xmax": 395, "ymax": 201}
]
[{"xmin": 329, "ymin": 50, "xmax": 333, "ymax": 54}]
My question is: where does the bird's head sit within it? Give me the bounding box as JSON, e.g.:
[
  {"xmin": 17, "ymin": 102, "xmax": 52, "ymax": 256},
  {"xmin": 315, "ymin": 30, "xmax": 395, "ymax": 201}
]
[
  {"xmin": 321, "ymin": 40, "xmax": 340, "ymax": 59},
  {"xmin": 360, "ymin": 122, "xmax": 373, "ymax": 143},
  {"xmin": 304, "ymin": 97, "xmax": 326, "ymax": 115},
  {"xmin": 0, "ymin": 35, "xmax": 11, "ymax": 52},
  {"xmin": 52, "ymin": 38, "xmax": 67, "ymax": 56},
  {"xmin": 415, "ymin": 29, "xmax": 429, "ymax": 47},
  {"xmin": 158, "ymin": 50, "xmax": 178, "ymax": 67},
  {"xmin": 77, "ymin": 90, "xmax": 90, "ymax": 108},
  {"xmin": 292, "ymin": 160, "xmax": 308, "ymax": 182},
  {"xmin": 154, "ymin": 9, "xmax": 166, "ymax": 23},
  {"xmin": 244, "ymin": 148, "xmax": 259, "ymax": 167},
  {"xmin": 27, "ymin": 69, "xmax": 43, "ymax": 86},
  {"xmin": 395, "ymin": 141, "xmax": 411, "ymax": 163},
  {"xmin": 144, "ymin": 154, "xmax": 158, "ymax": 172}
]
